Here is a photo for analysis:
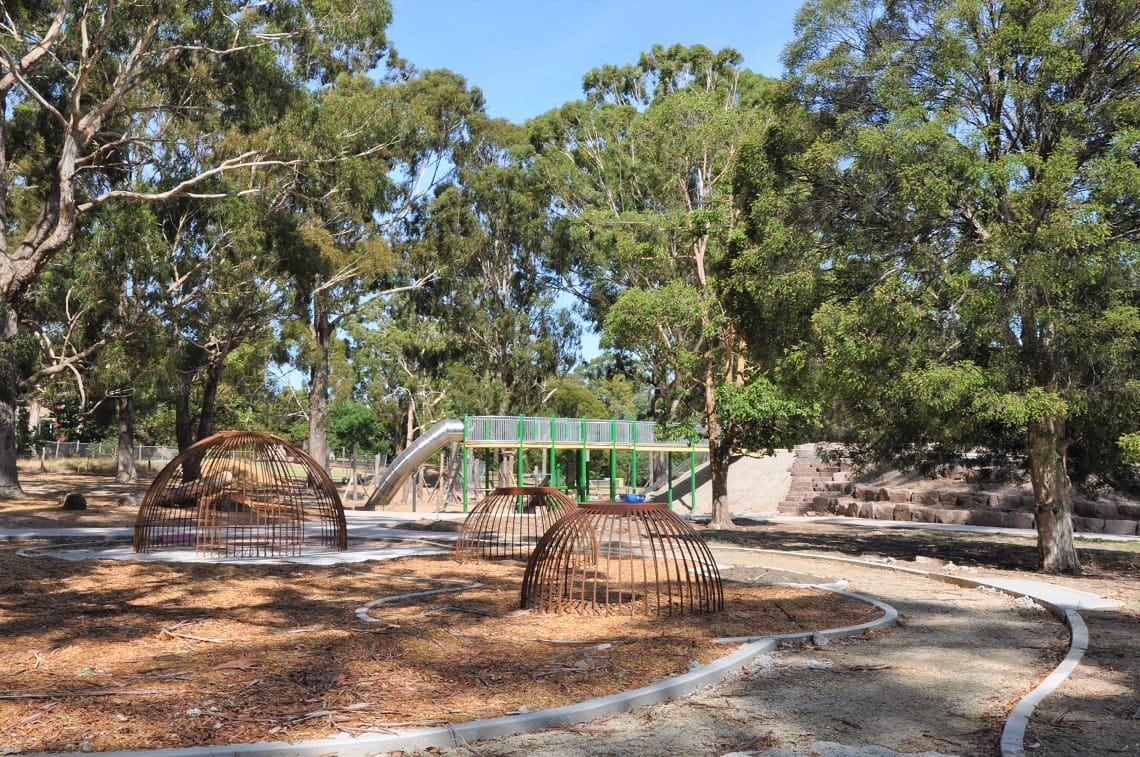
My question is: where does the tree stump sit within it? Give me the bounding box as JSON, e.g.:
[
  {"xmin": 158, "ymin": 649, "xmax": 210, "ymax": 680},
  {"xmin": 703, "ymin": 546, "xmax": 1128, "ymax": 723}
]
[{"xmin": 61, "ymin": 492, "xmax": 87, "ymax": 511}]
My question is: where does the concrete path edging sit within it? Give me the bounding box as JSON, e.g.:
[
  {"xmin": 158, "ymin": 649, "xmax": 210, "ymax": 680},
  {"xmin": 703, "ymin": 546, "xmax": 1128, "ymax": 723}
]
[
  {"xmin": 28, "ymin": 638, "xmax": 777, "ymax": 757},
  {"xmin": 713, "ymin": 546, "xmax": 1112, "ymax": 757}
]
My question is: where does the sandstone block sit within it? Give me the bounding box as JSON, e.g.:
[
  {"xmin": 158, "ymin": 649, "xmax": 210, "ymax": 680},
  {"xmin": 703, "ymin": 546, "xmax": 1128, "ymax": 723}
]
[
  {"xmin": 910, "ymin": 506, "xmax": 938, "ymax": 523},
  {"xmin": 891, "ymin": 503, "xmax": 913, "ymax": 521},
  {"xmin": 1006, "ymin": 512, "xmax": 1035, "ymax": 529},
  {"xmin": 857, "ymin": 502, "xmax": 875, "ymax": 519},
  {"xmin": 871, "ymin": 502, "xmax": 896, "ymax": 520},
  {"xmin": 1071, "ymin": 516, "xmax": 1105, "ymax": 533},
  {"xmin": 1093, "ymin": 502, "xmax": 1120, "ymax": 520},
  {"xmin": 813, "ymin": 495, "xmax": 839, "ymax": 512},
  {"xmin": 939, "ymin": 491, "xmax": 963, "ymax": 507},
  {"xmin": 1073, "ymin": 501, "xmax": 1097, "ymax": 518},
  {"xmin": 884, "ymin": 488, "xmax": 912, "ymax": 503},
  {"xmin": 1116, "ymin": 503, "xmax": 1140, "ymax": 519},
  {"xmin": 967, "ymin": 510, "xmax": 1007, "ymax": 528},
  {"xmin": 916, "ymin": 490, "xmax": 942, "ymax": 506},
  {"xmin": 957, "ymin": 492, "xmax": 988, "ymax": 508},
  {"xmin": 935, "ymin": 509, "xmax": 970, "ymax": 525},
  {"xmin": 1102, "ymin": 520, "xmax": 1138, "ymax": 536}
]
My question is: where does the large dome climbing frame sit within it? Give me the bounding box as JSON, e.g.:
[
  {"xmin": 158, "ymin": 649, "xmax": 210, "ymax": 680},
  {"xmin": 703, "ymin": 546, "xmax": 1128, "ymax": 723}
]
[
  {"xmin": 133, "ymin": 431, "xmax": 347, "ymax": 557},
  {"xmin": 520, "ymin": 501, "xmax": 724, "ymax": 616},
  {"xmin": 455, "ymin": 486, "xmax": 578, "ymax": 561}
]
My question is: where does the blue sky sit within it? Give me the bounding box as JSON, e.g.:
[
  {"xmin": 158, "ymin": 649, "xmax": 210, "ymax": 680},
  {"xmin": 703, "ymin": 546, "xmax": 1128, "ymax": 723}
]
[
  {"xmin": 386, "ymin": 1, "xmax": 807, "ymax": 361},
  {"xmin": 387, "ymin": 0, "xmax": 805, "ymax": 124}
]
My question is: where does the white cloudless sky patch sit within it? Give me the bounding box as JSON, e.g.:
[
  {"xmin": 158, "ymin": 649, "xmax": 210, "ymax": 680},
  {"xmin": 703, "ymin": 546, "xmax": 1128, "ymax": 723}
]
[{"xmin": 386, "ymin": 0, "xmax": 806, "ymax": 361}]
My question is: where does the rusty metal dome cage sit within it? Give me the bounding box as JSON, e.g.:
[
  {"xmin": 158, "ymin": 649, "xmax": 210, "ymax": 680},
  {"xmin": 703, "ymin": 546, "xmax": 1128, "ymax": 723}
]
[
  {"xmin": 455, "ymin": 486, "xmax": 578, "ymax": 561},
  {"xmin": 520, "ymin": 502, "xmax": 724, "ymax": 616},
  {"xmin": 133, "ymin": 431, "xmax": 347, "ymax": 557}
]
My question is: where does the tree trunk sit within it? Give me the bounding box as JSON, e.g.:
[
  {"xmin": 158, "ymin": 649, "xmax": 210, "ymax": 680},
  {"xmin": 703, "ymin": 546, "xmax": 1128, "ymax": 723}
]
[
  {"xmin": 195, "ymin": 358, "xmax": 223, "ymax": 442},
  {"xmin": 0, "ymin": 394, "xmax": 25, "ymax": 498},
  {"xmin": 0, "ymin": 309, "xmax": 26, "ymax": 497},
  {"xmin": 115, "ymin": 393, "xmax": 138, "ymax": 483},
  {"xmin": 498, "ymin": 450, "xmax": 517, "ymax": 487},
  {"xmin": 704, "ymin": 351, "xmax": 735, "ymax": 530},
  {"xmin": 174, "ymin": 369, "xmax": 195, "ymax": 453},
  {"xmin": 307, "ymin": 306, "xmax": 332, "ymax": 472},
  {"xmin": 1028, "ymin": 416, "xmax": 1081, "ymax": 573}
]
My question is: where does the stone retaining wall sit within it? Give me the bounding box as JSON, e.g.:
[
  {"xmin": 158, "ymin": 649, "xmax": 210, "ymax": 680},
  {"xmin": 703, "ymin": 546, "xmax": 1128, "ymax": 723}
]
[{"xmin": 777, "ymin": 446, "xmax": 1140, "ymax": 536}]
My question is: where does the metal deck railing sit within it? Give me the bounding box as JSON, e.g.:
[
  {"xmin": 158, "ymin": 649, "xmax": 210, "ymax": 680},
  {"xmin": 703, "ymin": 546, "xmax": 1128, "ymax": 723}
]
[{"xmin": 463, "ymin": 415, "xmax": 697, "ymax": 450}]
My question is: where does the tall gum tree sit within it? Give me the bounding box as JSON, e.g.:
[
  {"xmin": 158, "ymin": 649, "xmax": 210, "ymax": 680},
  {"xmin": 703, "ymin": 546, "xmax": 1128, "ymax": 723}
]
[
  {"xmin": 0, "ymin": 0, "xmax": 391, "ymax": 496},
  {"xmin": 533, "ymin": 45, "xmax": 813, "ymax": 528},
  {"xmin": 764, "ymin": 0, "xmax": 1140, "ymax": 572},
  {"xmin": 274, "ymin": 67, "xmax": 486, "ymax": 470}
]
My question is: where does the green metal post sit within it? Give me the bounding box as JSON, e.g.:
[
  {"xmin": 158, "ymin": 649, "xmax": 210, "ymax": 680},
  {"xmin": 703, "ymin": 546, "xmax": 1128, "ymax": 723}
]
[
  {"xmin": 579, "ymin": 417, "xmax": 588, "ymax": 502},
  {"xmin": 689, "ymin": 439, "xmax": 697, "ymax": 511},
  {"xmin": 609, "ymin": 418, "xmax": 617, "ymax": 501},
  {"xmin": 667, "ymin": 452, "xmax": 674, "ymax": 510},
  {"xmin": 517, "ymin": 415, "xmax": 525, "ymax": 511},
  {"xmin": 548, "ymin": 416, "xmax": 557, "ymax": 488},
  {"xmin": 631, "ymin": 422, "xmax": 639, "ymax": 494}
]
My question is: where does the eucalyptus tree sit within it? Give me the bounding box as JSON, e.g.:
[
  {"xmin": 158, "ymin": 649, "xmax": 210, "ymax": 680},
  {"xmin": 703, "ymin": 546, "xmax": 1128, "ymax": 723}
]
[
  {"xmin": 0, "ymin": 0, "xmax": 391, "ymax": 496},
  {"xmin": 758, "ymin": 0, "xmax": 1140, "ymax": 572},
  {"xmin": 532, "ymin": 45, "xmax": 812, "ymax": 528},
  {"xmin": 274, "ymin": 67, "xmax": 486, "ymax": 469},
  {"xmin": 408, "ymin": 117, "xmax": 579, "ymax": 415}
]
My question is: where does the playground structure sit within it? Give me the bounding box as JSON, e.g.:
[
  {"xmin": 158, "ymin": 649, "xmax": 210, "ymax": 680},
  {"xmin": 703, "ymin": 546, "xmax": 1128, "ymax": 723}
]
[
  {"xmin": 133, "ymin": 431, "xmax": 348, "ymax": 557},
  {"xmin": 520, "ymin": 501, "xmax": 724, "ymax": 616},
  {"xmin": 454, "ymin": 486, "xmax": 578, "ymax": 561},
  {"xmin": 364, "ymin": 415, "xmax": 705, "ymax": 512}
]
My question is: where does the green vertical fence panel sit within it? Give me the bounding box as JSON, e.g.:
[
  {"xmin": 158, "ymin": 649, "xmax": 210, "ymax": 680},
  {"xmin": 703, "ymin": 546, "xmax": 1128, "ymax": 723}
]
[
  {"xmin": 461, "ymin": 415, "xmax": 469, "ymax": 512},
  {"xmin": 609, "ymin": 418, "xmax": 617, "ymax": 501},
  {"xmin": 631, "ymin": 422, "xmax": 639, "ymax": 494},
  {"xmin": 578, "ymin": 417, "xmax": 588, "ymax": 502},
  {"xmin": 690, "ymin": 440, "xmax": 697, "ymax": 512},
  {"xmin": 517, "ymin": 415, "xmax": 526, "ymax": 512}
]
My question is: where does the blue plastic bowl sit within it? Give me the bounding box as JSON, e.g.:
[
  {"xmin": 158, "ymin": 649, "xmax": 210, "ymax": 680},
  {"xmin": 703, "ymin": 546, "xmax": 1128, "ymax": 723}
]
[{"xmin": 619, "ymin": 493, "xmax": 646, "ymax": 503}]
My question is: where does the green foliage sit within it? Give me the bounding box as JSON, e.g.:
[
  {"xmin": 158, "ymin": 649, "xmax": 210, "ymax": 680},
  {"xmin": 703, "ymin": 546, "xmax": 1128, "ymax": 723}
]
[
  {"xmin": 715, "ymin": 378, "xmax": 820, "ymax": 455},
  {"xmin": 739, "ymin": 0, "xmax": 1140, "ymax": 490},
  {"xmin": 1120, "ymin": 433, "xmax": 1140, "ymax": 466},
  {"xmin": 329, "ymin": 400, "xmax": 391, "ymax": 456},
  {"xmin": 539, "ymin": 376, "xmax": 609, "ymax": 420}
]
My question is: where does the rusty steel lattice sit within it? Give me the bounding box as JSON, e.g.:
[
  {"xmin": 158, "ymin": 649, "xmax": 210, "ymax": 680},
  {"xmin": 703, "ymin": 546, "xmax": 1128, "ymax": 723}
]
[
  {"xmin": 455, "ymin": 486, "xmax": 578, "ymax": 561},
  {"xmin": 520, "ymin": 502, "xmax": 724, "ymax": 616},
  {"xmin": 133, "ymin": 431, "xmax": 347, "ymax": 557}
]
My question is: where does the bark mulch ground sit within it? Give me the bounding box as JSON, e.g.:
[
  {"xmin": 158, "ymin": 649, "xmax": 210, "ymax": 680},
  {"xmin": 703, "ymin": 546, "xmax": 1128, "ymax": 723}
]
[{"xmin": 0, "ymin": 548, "xmax": 878, "ymax": 754}]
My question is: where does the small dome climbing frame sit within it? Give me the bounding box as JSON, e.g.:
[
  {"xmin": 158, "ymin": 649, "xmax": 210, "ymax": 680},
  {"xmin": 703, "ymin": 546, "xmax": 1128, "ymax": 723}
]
[
  {"xmin": 520, "ymin": 501, "xmax": 724, "ymax": 616},
  {"xmin": 133, "ymin": 431, "xmax": 347, "ymax": 557},
  {"xmin": 455, "ymin": 486, "xmax": 578, "ymax": 561}
]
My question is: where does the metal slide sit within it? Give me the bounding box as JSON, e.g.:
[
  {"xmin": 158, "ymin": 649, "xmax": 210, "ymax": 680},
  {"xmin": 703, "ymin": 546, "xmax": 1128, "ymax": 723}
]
[{"xmin": 362, "ymin": 418, "xmax": 464, "ymax": 509}]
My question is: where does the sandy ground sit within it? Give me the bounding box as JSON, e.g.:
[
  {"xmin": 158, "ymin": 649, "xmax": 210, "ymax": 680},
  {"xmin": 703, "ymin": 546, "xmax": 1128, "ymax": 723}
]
[
  {"xmin": 389, "ymin": 540, "xmax": 1139, "ymax": 757},
  {"xmin": 2, "ymin": 466, "xmax": 1138, "ymax": 757}
]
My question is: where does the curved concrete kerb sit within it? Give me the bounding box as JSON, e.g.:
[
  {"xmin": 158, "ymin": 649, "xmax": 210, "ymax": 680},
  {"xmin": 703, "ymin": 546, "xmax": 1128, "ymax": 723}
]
[{"xmin": 711, "ymin": 545, "xmax": 1118, "ymax": 757}]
